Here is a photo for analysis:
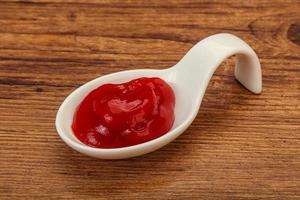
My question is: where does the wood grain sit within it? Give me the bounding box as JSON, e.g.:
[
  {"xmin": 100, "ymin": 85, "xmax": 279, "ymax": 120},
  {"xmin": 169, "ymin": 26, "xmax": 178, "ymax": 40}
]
[{"xmin": 0, "ymin": 0, "xmax": 299, "ymax": 199}]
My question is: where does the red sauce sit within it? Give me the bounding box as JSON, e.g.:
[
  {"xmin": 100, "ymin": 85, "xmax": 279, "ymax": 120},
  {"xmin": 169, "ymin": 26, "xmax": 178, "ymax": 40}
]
[{"xmin": 72, "ymin": 77, "xmax": 175, "ymax": 148}]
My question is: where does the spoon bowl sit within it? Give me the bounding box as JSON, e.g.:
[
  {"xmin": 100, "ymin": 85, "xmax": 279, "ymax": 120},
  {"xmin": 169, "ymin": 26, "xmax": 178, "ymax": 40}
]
[{"xmin": 56, "ymin": 33, "xmax": 262, "ymax": 159}]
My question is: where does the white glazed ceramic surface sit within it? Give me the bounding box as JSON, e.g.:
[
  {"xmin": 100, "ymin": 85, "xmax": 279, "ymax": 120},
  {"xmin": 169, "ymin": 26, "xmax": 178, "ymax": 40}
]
[{"xmin": 56, "ymin": 33, "xmax": 262, "ymax": 159}]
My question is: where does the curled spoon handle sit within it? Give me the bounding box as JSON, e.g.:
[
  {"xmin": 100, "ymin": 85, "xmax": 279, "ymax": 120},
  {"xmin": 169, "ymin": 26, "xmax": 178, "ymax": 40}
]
[{"xmin": 174, "ymin": 33, "xmax": 262, "ymax": 94}]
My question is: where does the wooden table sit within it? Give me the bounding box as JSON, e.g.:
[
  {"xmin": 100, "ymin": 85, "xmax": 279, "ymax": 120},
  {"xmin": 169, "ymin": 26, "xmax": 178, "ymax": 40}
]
[{"xmin": 0, "ymin": 1, "xmax": 299, "ymax": 199}]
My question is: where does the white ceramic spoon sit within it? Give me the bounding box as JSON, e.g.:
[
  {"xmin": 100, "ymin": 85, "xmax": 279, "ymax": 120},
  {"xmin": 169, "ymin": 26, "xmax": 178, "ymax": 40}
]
[{"xmin": 56, "ymin": 33, "xmax": 262, "ymax": 159}]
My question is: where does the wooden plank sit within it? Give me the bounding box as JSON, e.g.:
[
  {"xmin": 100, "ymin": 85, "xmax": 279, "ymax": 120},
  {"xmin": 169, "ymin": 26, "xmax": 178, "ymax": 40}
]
[{"xmin": 0, "ymin": 0, "xmax": 299, "ymax": 199}]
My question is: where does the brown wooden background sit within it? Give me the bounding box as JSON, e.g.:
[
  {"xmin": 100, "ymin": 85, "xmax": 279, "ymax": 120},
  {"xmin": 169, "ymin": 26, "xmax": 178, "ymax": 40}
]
[{"xmin": 0, "ymin": 0, "xmax": 299, "ymax": 199}]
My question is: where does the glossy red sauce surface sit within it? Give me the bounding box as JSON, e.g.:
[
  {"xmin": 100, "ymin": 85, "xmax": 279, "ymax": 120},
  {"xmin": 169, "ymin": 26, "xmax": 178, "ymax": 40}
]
[{"xmin": 72, "ymin": 77, "xmax": 175, "ymax": 148}]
